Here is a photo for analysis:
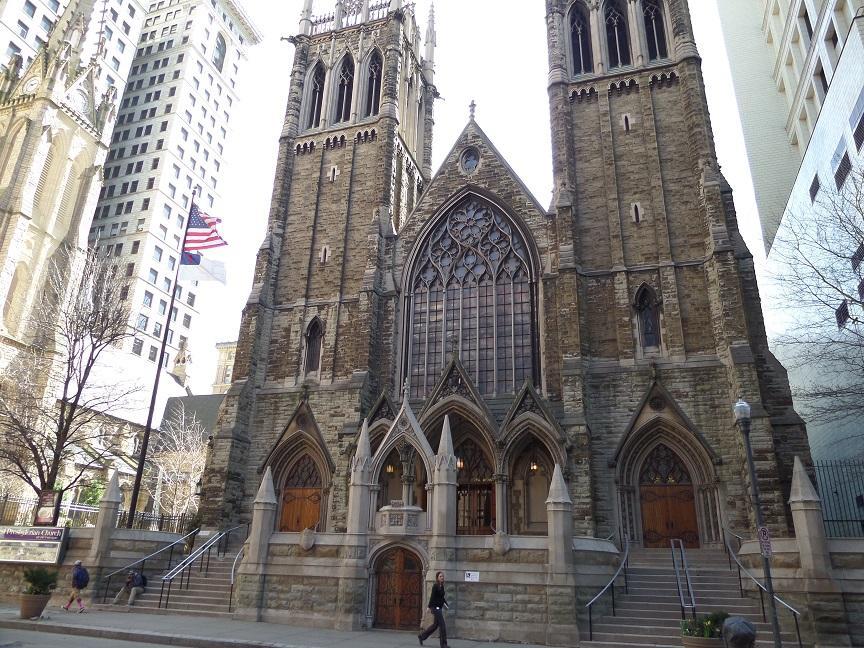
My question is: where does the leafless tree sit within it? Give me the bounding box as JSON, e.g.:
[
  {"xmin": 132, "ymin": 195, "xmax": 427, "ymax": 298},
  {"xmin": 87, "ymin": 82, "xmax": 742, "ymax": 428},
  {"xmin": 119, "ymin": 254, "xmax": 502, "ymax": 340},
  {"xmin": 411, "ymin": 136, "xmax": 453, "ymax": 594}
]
[
  {"xmin": 146, "ymin": 402, "xmax": 208, "ymax": 518},
  {"xmin": 770, "ymin": 160, "xmax": 864, "ymax": 436},
  {"xmin": 0, "ymin": 245, "xmax": 138, "ymax": 497}
]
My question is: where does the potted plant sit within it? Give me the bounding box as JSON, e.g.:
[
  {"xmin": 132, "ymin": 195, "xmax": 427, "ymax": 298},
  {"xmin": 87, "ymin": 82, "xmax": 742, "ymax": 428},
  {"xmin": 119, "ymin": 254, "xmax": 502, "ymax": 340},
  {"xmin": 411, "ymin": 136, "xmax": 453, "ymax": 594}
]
[
  {"xmin": 20, "ymin": 567, "xmax": 58, "ymax": 619},
  {"xmin": 681, "ymin": 611, "xmax": 729, "ymax": 647}
]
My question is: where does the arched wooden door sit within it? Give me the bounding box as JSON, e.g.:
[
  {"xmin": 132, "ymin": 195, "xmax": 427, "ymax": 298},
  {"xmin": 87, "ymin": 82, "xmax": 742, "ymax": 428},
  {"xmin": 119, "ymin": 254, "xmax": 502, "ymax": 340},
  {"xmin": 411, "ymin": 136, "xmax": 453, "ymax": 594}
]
[
  {"xmin": 374, "ymin": 547, "xmax": 423, "ymax": 630},
  {"xmin": 639, "ymin": 444, "xmax": 700, "ymax": 548},
  {"xmin": 279, "ymin": 455, "xmax": 322, "ymax": 532}
]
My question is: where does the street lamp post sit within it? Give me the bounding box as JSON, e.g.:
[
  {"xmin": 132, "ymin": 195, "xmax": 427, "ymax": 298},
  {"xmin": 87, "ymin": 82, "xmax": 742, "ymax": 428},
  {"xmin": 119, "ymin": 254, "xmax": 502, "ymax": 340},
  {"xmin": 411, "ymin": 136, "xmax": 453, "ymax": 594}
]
[{"xmin": 733, "ymin": 398, "xmax": 782, "ymax": 648}]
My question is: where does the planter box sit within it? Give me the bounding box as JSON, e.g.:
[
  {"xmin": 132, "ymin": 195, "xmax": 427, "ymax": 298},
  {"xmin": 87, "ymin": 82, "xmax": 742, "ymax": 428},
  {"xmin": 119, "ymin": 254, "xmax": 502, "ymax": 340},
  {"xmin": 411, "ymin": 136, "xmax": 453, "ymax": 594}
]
[
  {"xmin": 682, "ymin": 637, "xmax": 723, "ymax": 648},
  {"xmin": 20, "ymin": 593, "xmax": 51, "ymax": 619}
]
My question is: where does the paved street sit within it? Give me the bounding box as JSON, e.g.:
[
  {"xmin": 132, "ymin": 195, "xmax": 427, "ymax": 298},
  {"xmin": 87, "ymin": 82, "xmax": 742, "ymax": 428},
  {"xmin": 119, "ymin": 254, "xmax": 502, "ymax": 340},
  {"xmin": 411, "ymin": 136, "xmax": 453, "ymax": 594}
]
[
  {"xmin": 0, "ymin": 628, "xmax": 171, "ymax": 648},
  {"xmin": 0, "ymin": 606, "xmax": 551, "ymax": 648}
]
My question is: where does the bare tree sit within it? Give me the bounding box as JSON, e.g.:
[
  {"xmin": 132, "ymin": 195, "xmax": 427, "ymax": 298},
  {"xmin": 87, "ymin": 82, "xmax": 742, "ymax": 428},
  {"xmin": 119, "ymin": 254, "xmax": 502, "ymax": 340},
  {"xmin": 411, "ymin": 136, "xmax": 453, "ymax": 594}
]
[
  {"xmin": 0, "ymin": 245, "xmax": 138, "ymax": 497},
  {"xmin": 146, "ymin": 402, "xmax": 207, "ymax": 518},
  {"xmin": 770, "ymin": 160, "xmax": 864, "ymax": 434}
]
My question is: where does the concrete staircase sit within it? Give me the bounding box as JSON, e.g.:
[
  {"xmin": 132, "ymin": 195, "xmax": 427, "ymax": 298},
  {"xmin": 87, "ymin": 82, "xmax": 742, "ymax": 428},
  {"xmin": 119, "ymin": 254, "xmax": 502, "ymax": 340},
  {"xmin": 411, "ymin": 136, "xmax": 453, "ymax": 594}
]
[
  {"xmin": 129, "ymin": 553, "xmax": 236, "ymax": 617},
  {"xmin": 581, "ymin": 548, "xmax": 803, "ymax": 647}
]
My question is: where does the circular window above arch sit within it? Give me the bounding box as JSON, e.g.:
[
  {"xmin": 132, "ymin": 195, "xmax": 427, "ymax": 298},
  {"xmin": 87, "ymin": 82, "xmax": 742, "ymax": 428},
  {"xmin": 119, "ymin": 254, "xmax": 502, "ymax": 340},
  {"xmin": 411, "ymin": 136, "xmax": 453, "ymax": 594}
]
[{"xmin": 460, "ymin": 147, "xmax": 480, "ymax": 174}]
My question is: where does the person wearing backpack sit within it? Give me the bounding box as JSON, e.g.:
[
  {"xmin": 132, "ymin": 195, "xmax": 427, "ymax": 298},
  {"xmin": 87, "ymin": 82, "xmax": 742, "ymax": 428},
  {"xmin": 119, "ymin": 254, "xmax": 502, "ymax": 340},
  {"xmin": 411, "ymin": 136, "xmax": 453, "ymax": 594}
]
[
  {"xmin": 63, "ymin": 560, "xmax": 90, "ymax": 613},
  {"xmin": 127, "ymin": 570, "xmax": 146, "ymax": 606}
]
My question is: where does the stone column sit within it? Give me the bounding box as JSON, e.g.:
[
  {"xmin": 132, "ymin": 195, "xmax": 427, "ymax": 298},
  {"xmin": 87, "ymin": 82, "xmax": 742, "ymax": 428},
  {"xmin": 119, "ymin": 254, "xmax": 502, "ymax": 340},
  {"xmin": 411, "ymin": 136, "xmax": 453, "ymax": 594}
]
[
  {"xmin": 627, "ymin": 0, "xmax": 645, "ymax": 66},
  {"xmin": 431, "ymin": 415, "xmax": 457, "ymax": 537},
  {"xmin": 494, "ymin": 475, "xmax": 507, "ymax": 534},
  {"xmin": 87, "ymin": 472, "xmax": 121, "ymax": 566},
  {"xmin": 588, "ymin": 2, "xmax": 605, "ymax": 75},
  {"xmin": 546, "ymin": 464, "xmax": 573, "ymax": 569},
  {"xmin": 346, "ymin": 419, "xmax": 372, "ymax": 535}
]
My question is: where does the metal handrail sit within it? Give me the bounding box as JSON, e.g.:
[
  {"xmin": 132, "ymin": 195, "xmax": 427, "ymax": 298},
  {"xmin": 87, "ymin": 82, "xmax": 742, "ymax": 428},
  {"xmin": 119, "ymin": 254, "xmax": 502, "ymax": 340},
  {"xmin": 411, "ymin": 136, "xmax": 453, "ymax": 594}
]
[
  {"xmin": 158, "ymin": 523, "xmax": 247, "ymax": 610},
  {"xmin": 723, "ymin": 528, "xmax": 803, "ymax": 648},
  {"xmin": 228, "ymin": 544, "xmax": 245, "ymax": 613},
  {"xmin": 100, "ymin": 526, "xmax": 199, "ymax": 603},
  {"xmin": 585, "ymin": 533, "xmax": 630, "ymax": 641},
  {"xmin": 670, "ymin": 539, "xmax": 697, "ymax": 621}
]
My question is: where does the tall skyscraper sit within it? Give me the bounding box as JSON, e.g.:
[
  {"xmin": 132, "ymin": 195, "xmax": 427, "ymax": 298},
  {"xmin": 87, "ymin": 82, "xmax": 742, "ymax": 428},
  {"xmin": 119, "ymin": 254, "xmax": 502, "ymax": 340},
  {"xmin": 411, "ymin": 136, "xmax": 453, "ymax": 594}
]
[
  {"xmin": 716, "ymin": 0, "xmax": 864, "ymax": 251},
  {"xmin": 89, "ymin": 0, "xmax": 260, "ymax": 375},
  {"xmin": 0, "ymin": 0, "xmax": 144, "ymax": 364}
]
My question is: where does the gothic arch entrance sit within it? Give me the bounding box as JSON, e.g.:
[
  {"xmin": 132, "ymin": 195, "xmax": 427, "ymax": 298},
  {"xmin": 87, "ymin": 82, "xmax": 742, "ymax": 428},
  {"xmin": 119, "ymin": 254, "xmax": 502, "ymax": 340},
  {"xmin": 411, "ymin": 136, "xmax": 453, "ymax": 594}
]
[
  {"xmin": 638, "ymin": 444, "xmax": 700, "ymax": 548},
  {"xmin": 279, "ymin": 455, "xmax": 322, "ymax": 532},
  {"xmin": 373, "ymin": 547, "xmax": 423, "ymax": 630}
]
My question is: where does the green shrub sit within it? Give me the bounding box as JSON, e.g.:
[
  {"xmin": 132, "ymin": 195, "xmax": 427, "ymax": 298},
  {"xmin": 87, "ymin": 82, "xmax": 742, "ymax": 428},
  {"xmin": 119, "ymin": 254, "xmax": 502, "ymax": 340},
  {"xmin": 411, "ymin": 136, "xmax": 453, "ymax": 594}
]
[
  {"xmin": 22, "ymin": 567, "xmax": 58, "ymax": 595},
  {"xmin": 681, "ymin": 611, "xmax": 730, "ymax": 638}
]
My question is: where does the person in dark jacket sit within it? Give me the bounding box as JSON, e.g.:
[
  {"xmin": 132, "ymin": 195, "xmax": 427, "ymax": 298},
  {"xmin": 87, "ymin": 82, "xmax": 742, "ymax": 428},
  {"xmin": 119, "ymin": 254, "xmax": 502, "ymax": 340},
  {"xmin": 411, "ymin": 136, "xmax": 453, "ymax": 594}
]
[
  {"xmin": 418, "ymin": 571, "xmax": 448, "ymax": 648},
  {"xmin": 63, "ymin": 560, "xmax": 89, "ymax": 613}
]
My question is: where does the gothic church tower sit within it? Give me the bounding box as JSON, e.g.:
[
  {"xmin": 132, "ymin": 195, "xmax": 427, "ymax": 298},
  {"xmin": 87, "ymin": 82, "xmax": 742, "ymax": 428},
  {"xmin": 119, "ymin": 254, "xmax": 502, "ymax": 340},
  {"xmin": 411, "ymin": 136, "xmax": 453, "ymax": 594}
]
[
  {"xmin": 202, "ymin": 0, "xmax": 435, "ymax": 526},
  {"xmin": 0, "ymin": 0, "xmax": 118, "ymax": 364},
  {"xmin": 544, "ymin": 0, "xmax": 810, "ymax": 537}
]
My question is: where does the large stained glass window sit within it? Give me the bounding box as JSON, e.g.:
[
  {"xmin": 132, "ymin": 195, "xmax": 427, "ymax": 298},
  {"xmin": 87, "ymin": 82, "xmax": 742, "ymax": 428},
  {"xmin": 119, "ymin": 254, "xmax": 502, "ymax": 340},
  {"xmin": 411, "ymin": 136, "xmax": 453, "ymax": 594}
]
[{"xmin": 407, "ymin": 197, "xmax": 536, "ymax": 398}]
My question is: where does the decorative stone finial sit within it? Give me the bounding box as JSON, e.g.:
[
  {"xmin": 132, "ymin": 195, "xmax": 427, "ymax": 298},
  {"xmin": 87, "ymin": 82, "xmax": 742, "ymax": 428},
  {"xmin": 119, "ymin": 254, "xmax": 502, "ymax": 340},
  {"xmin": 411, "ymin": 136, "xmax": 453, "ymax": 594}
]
[
  {"xmin": 255, "ymin": 467, "xmax": 277, "ymax": 505},
  {"xmin": 102, "ymin": 471, "xmax": 122, "ymax": 504},
  {"xmin": 469, "ymin": 100, "xmax": 476, "ymax": 121},
  {"xmin": 437, "ymin": 415, "xmax": 454, "ymax": 456},
  {"xmin": 788, "ymin": 456, "xmax": 820, "ymax": 504},
  {"xmin": 546, "ymin": 464, "xmax": 571, "ymax": 505},
  {"xmin": 355, "ymin": 418, "xmax": 371, "ymax": 460}
]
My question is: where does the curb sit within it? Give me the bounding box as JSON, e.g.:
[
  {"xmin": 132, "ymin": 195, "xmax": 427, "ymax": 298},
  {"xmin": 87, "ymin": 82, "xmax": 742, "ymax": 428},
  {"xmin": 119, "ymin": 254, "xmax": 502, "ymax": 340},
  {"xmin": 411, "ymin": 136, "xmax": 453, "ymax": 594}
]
[{"xmin": 0, "ymin": 619, "xmax": 307, "ymax": 648}]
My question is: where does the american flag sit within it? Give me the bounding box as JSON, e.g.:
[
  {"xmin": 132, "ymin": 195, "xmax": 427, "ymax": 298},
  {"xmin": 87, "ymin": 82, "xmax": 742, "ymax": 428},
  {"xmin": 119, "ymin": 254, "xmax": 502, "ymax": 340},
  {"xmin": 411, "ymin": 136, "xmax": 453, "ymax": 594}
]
[{"xmin": 184, "ymin": 204, "xmax": 227, "ymax": 251}]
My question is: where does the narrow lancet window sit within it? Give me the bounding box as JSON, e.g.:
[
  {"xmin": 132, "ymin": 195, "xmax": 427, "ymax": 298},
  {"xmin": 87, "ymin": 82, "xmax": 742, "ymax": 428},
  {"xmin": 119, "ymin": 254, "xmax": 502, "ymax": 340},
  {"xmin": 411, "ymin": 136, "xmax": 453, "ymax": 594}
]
[
  {"xmin": 605, "ymin": 1, "xmax": 632, "ymax": 68},
  {"xmin": 569, "ymin": 3, "xmax": 593, "ymax": 75},
  {"xmin": 335, "ymin": 56, "xmax": 355, "ymax": 124},
  {"xmin": 643, "ymin": 0, "xmax": 669, "ymax": 61},
  {"xmin": 365, "ymin": 51, "xmax": 382, "ymax": 117},
  {"xmin": 635, "ymin": 285, "xmax": 661, "ymax": 350},
  {"xmin": 305, "ymin": 318, "xmax": 324, "ymax": 374},
  {"xmin": 307, "ymin": 63, "xmax": 325, "ymax": 129}
]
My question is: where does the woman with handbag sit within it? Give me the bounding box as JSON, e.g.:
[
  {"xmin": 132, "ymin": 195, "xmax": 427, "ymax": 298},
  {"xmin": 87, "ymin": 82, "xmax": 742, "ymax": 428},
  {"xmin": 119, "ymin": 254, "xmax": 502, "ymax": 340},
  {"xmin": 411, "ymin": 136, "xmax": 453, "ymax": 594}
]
[{"xmin": 418, "ymin": 571, "xmax": 449, "ymax": 648}]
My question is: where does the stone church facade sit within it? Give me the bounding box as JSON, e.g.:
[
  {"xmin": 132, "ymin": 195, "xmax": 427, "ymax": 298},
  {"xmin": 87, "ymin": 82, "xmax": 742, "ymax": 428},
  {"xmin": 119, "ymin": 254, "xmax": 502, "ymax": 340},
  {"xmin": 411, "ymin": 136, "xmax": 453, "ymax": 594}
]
[{"xmin": 202, "ymin": 0, "xmax": 811, "ymax": 642}]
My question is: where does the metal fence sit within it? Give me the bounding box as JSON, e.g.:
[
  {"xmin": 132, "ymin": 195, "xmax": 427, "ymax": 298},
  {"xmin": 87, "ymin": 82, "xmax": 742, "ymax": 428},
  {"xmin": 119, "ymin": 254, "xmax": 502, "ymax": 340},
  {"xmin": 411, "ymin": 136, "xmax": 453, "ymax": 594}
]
[
  {"xmin": 813, "ymin": 459, "xmax": 864, "ymax": 537},
  {"xmin": 0, "ymin": 495, "xmax": 194, "ymax": 534}
]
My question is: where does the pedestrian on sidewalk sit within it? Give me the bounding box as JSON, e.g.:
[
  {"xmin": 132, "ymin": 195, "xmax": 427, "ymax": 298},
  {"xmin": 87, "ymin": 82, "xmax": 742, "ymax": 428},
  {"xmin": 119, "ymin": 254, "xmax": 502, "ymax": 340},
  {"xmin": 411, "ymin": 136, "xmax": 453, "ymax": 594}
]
[
  {"xmin": 63, "ymin": 560, "xmax": 89, "ymax": 613},
  {"xmin": 418, "ymin": 571, "xmax": 449, "ymax": 648}
]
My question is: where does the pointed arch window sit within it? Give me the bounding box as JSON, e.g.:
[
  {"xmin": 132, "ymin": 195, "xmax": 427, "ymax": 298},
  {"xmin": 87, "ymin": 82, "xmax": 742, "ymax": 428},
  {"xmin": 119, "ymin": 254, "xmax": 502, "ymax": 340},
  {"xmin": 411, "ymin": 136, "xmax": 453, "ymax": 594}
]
[
  {"xmin": 605, "ymin": 1, "xmax": 632, "ymax": 69},
  {"xmin": 569, "ymin": 2, "xmax": 593, "ymax": 75},
  {"xmin": 307, "ymin": 63, "xmax": 326, "ymax": 129},
  {"xmin": 334, "ymin": 56, "xmax": 355, "ymax": 124},
  {"xmin": 364, "ymin": 50, "xmax": 382, "ymax": 117},
  {"xmin": 643, "ymin": 0, "xmax": 669, "ymax": 61},
  {"xmin": 635, "ymin": 285, "xmax": 661, "ymax": 350},
  {"xmin": 280, "ymin": 454, "xmax": 323, "ymax": 532},
  {"xmin": 406, "ymin": 197, "xmax": 537, "ymax": 398},
  {"xmin": 305, "ymin": 318, "xmax": 324, "ymax": 374},
  {"xmin": 455, "ymin": 439, "xmax": 495, "ymax": 535},
  {"xmin": 213, "ymin": 34, "xmax": 227, "ymax": 72}
]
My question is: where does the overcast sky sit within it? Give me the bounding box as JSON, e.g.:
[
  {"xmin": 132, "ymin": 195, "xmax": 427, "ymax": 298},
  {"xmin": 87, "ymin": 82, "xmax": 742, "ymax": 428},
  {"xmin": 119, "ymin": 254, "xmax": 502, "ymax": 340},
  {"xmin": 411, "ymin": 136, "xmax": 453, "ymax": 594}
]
[{"xmin": 186, "ymin": 0, "xmax": 764, "ymax": 394}]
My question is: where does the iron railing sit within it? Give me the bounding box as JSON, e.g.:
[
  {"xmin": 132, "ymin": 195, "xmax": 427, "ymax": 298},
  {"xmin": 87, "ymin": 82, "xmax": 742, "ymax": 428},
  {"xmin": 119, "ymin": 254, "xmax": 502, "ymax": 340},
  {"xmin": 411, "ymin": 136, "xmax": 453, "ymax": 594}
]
[
  {"xmin": 670, "ymin": 538, "xmax": 697, "ymax": 621},
  {"xmin": 115, "ymin": 510, "xmax": 196, "ymax": 534},
  {"xmin": 158, "ymin": 523, "xmax": 248, "ymax": 610},
  {"xmin": 0, "ymin": 495, "xmax": 100, "ymax": 527},
  {"xmin": 813, "ymin": 459, "xmax": 864, "ymax": 537},
  {"xmin": 723, "ymin": 528, "xmax": 803, "ymax": 648},
  {"xmin": 585, "ymin": 533, "xmax": 630, "ymax": 641},
  {"xmin": 101, "ymin": 526, "xmax": 199, "ymax": 603},
  {"xmin": 228, "ymin": 545, "xmax": 245, "ymax": 613}
]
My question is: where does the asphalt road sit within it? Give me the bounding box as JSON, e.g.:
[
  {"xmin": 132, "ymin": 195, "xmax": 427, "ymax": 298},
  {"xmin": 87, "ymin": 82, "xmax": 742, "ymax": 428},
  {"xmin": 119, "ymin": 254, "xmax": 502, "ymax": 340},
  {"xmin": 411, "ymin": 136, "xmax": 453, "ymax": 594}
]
[{"xmin": 0, "ymin": 629, "xmax": 168, "ymax": 648}]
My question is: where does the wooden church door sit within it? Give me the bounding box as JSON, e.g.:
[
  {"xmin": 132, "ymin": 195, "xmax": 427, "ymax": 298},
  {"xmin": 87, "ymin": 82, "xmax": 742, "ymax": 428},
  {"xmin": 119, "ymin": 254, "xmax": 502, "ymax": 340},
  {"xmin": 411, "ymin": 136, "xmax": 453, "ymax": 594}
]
[
  {"xmin": 279, "ymin": 455, "xmax": 322, "ymax": 532},
  {"xmin": 374, "ymin": 547, "xmax": 423, "ymax": 630},
  {"xmin": 639, "ymin": 444, "xmax": 700, "ymax": 548}
]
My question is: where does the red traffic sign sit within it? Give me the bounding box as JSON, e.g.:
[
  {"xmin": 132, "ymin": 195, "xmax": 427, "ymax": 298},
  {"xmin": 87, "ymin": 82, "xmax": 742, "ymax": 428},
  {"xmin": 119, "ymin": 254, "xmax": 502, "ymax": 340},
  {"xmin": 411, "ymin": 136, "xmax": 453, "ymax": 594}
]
[{"xmin": 758, "ymin": 526, "xmax": 772, "ymax": 557}]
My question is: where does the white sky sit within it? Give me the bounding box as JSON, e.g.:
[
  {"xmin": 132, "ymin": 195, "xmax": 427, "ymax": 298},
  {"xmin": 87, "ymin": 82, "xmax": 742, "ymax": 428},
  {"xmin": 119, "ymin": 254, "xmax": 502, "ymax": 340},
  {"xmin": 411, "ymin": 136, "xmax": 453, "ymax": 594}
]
[{"xmin": 186, "ymin": 0, "xmax": 765, "ymax": 394}]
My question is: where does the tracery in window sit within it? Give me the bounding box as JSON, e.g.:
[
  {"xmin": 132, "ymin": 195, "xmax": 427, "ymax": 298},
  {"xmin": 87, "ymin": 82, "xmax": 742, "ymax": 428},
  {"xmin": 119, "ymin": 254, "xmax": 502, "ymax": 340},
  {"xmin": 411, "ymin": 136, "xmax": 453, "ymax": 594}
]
[
  {"xmin": 640, "ymin": 444, "xmax": 692, "ymax": 485},
  {"xmin": 605, "ymin": 1, "xmax": 632, "ymax": 69},
  {"xmin": 334, "ymin": 56, "xmax": 354, "ymax": 123},
  {"xmin": 635, "ymin": 284, "xmax": 661, "ymax": 350},
  {"xmin": 643, "ymin": 0, "xmax": 668, "ymax": 61},
  {"xmin": 307, "ymin": 63, "xmax": 325, "ymax": 129},
  {"xmin": 365, "ymin": 50, "xmax": 382, "ymax": 117},
  {"xmin": 407, "ymin": 197, "xmax": 536, "ymax": 398},
  {"xmin": 569, "ymin": 2, "xmax": 593, "ymax": 75},
  {"xmin": 213, "ymin": 34, "xmax": 226, "ymax": 72},
  {"xmin": 305, "ymin": 318, "xmax": 324, "ymax": 374}
]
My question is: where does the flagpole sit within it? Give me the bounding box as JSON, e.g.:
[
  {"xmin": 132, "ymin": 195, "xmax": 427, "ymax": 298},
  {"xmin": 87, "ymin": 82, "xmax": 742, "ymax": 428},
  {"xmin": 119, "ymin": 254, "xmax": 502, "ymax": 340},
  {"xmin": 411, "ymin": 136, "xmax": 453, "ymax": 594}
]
[{"xmin": 126, "ymin": 189, "xmax": 199, "ymax": 527}]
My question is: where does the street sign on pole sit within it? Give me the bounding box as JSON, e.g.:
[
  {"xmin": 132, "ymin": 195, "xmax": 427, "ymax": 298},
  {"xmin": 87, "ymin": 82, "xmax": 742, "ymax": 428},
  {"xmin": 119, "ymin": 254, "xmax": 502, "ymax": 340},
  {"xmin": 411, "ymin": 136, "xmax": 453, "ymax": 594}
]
[{"xmin": 758, "ymin": 526, "xmax": 773, "ymax": 557}]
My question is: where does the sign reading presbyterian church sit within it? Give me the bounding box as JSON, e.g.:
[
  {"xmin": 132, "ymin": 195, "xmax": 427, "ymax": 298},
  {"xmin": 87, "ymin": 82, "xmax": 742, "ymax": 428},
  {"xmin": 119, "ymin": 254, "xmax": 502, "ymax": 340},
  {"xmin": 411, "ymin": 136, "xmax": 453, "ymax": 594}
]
[{"xmin": 0, "ymin": 527, "xmax": 68, "ymax": 564}]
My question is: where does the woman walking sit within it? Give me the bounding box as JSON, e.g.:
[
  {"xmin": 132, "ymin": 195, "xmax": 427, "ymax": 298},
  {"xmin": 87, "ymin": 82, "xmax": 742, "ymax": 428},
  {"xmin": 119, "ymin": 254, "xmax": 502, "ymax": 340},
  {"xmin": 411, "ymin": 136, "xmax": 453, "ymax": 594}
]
[{"xmin": 418, "ymin": 571, "xmax": 448, "ymax": 648}]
